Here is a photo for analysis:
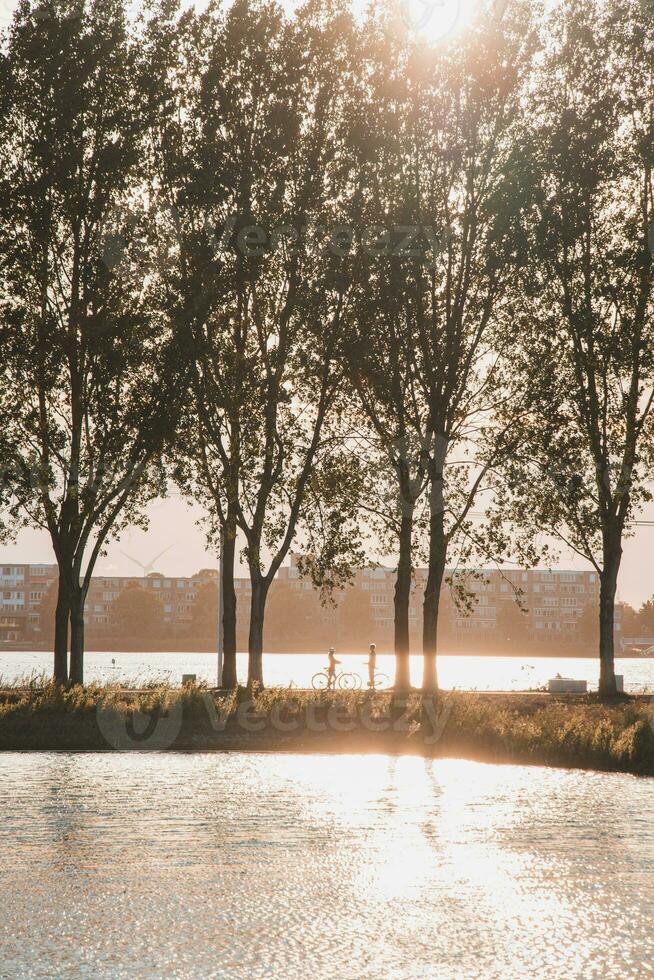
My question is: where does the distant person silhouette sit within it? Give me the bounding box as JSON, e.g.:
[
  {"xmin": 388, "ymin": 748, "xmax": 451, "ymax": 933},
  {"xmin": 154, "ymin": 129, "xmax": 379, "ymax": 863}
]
[
  {"xmin": 327, "ymin": 647, "xmax": 340, "ymax": 690},
  {"xmin": 367, "ymin": 643, "xmax": 377, "ymax": 689}
]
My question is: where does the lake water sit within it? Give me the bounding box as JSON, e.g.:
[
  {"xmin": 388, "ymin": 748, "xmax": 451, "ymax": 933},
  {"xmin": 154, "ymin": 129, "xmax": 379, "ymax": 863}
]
[
  {"xmin": 2, "ymin": 649, "xmax": 654, "ymax": 692},
  {"xmin": 0, "ymin": 752, "xmax": 652, "ymax": 978}
]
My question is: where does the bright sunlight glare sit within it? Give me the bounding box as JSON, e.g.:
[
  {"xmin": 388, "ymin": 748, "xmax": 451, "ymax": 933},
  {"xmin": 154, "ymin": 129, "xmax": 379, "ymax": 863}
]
[{"xmin": 401, "ymin": 0, "xmax": 479, "ymax": 44}]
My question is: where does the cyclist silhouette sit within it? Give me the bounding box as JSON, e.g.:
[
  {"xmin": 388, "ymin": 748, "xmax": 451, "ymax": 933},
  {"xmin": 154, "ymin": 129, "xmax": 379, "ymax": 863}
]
[{"xmin": 327, "ymin": 647, "xmax": 341, "ymax": 690}]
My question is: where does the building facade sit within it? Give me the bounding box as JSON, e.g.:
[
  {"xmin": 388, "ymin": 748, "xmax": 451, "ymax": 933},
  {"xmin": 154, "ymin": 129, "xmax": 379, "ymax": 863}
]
[
  {"xmin": 1, "ymin": 563, "xmax": 57, "ymax": 642},
  {"xmin": 272, "ymin": 557, "xmax": 613, "ymax": 651},
  {"xmin": 0, "ymin": 556, "xmax": 619, "ymax": 650},
  {"xmin": 0, "ymin": 564, "xmax": 219, "ymax": 644}
]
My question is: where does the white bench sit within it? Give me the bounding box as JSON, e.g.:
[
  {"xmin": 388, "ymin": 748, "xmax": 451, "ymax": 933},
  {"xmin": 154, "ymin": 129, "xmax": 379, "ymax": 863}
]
[{"xmin": 548, "ymin": 677, "xmax": 587, "ymax": 694}]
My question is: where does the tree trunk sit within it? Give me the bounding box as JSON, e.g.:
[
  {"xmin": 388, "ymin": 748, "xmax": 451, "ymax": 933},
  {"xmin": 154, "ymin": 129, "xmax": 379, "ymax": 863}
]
[
  {"xmin": 394, "ymin": 510, "xmax": 413, "ymax": 690},
  {"xmin": 53, "ymin": 575, "xmax": 70, "ymax": 685},
  {"xmin": 247, "ymin": 578, "xmax": 268, "ymax": 687},
  {"xmin": 598, "ymin": 532, "xmax": 621, "ymax": 698},
  {"xmin": 69, "ymin": 590, "xmax": 86, "ymax": 686},
  {"xmin": 221, "ymin": 517, "xmax": 238, "ymax": 688},
  {"xmin": 422, "ymin": 506, "xmax": 447, "ymax": 693}
]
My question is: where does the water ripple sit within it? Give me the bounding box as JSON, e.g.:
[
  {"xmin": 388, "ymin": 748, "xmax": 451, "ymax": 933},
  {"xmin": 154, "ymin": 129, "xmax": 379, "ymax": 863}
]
[{"xmin": 0, "ymin": 753, "xmax": 653, "ymax": 978}]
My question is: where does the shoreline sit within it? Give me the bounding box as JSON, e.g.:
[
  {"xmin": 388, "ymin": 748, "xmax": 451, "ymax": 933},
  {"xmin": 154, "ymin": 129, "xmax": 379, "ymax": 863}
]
[
  {"xmin": 1, "ymin": 686, "xmax": 653, "ymax": 776},
  {"xmin": 1, "ymin": 646, "xmax": 652, "ymax": 659}
]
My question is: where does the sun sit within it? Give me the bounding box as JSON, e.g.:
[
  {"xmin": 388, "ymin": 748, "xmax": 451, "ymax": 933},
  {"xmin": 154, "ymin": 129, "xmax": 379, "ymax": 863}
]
[{"xmin": 400, "ymin": 0, "xmax": 477, "ymax": 44}]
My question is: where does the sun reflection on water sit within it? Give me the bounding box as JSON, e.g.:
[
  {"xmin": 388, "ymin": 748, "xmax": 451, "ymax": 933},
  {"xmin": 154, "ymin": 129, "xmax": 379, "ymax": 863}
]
[{"xmin": 1, "ymin": 752, "xmax": 652, "ymax": 978}]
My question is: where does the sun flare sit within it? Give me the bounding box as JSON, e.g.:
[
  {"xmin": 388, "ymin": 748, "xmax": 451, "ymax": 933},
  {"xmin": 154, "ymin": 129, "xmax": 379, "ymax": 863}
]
[{"xmin": 400, "ymin": 0, "xmax": 477, "ymax": 44}]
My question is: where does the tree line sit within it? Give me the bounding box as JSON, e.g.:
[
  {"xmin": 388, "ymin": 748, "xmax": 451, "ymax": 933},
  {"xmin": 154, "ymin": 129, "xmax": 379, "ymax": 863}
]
[{"xmin": 0, "ymin": 0, "xmax": 652, "ymax": 696}]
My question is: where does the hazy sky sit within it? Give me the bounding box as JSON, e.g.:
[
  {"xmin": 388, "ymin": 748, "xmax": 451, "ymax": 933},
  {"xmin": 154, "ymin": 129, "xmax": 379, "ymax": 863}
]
[{"xmin": 1, "ymin": 0, "xmax": 652, "ymax": 607}]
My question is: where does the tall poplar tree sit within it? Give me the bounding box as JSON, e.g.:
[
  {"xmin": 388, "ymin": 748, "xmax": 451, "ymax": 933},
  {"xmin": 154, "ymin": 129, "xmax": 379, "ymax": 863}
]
[
  {"xmin": 497, "ymin": 0, "xmax": 654, "ymax": 696},
  {"xmin": 146, "ymin": 0, "xmax": 356, "ymax": 686},
  {"xmin": 0, "ymin": 0, "xmax": 178, "ymax": 683},
  {"xmin": 344, "ymin": 3, "xmax": 536, "ymax": 691}
]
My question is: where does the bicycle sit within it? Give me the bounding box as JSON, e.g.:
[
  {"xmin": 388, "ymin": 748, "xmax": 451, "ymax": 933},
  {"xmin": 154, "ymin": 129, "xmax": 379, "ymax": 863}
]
[
  {"xmin": 311, "ymin": 669, "xmax": 362, "ymax": 691},
  {"xmin": 311, "ymin": 669, "xmax": 390, "ymax": 691},
  {"xmin": 359, "ymin": 661, "xmax": 391, "ymax": 691},
  {"xmin": 368, "ymin": 671, "xmax": 390, "ymax": 690}
]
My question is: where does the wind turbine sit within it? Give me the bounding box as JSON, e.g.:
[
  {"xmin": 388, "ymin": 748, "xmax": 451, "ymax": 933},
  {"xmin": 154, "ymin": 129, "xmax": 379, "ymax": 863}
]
[{"xmin": 121, "ymin": 544, "xmax": 175, "ymax": 577}]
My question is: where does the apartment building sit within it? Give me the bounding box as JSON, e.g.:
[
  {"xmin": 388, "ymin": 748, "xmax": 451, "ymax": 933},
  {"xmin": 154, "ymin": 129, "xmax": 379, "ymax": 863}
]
[
  {"xmin": 437, "ymin": 566, "xmax": 606, "ymax": 644},
  {"xmin": 0, "ymin": 564, "xmax": 218, "ymax": 643},
  {"xmin": 0, "ymin": 563, "xmax": 57, "ymax": 642},
  {"xmin": 276, "ymin": 557, "xmax": 611, "ymax": 649},
  {"xmin": 85, "ymin": 568, "xmax": 219, "ymax": 636},
  {"xmin": 0, "ymin": 557, "xmax": 617, "ymax": 650}
]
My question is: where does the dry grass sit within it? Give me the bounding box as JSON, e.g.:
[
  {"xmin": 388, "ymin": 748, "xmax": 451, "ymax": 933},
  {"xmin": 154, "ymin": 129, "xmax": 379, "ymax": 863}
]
[
  {"xmin": 442, "ymin": 695, "xmax": 654, "ymax": 773},
  {"xmin": 0, "ymin": 682, "xmax": 653, "ymax": 774}
]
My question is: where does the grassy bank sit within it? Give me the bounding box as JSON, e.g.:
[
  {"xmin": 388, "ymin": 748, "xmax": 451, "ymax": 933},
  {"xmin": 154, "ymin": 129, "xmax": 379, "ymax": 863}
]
[{"xmin": 1, "ymin": 683, "xmax": 654, "ymax": 775}]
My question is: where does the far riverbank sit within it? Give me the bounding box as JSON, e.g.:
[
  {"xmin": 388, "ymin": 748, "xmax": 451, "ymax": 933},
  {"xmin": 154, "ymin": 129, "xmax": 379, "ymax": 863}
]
[{"xmin": 2, "ymin": 642, "xmax": 647, "ymax": 657}]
